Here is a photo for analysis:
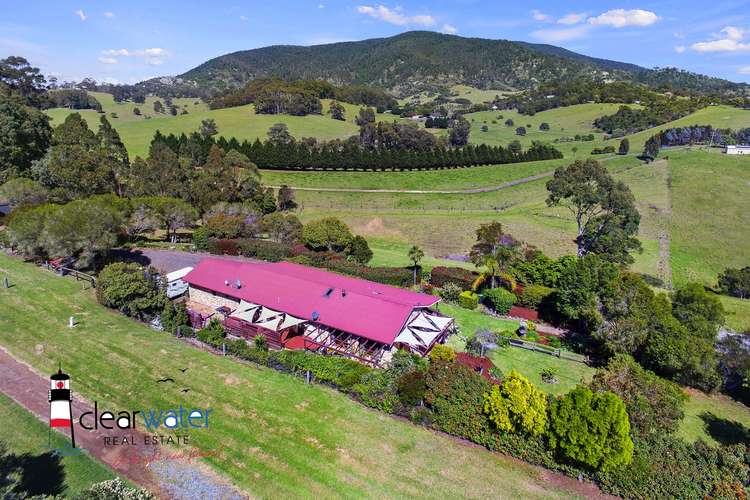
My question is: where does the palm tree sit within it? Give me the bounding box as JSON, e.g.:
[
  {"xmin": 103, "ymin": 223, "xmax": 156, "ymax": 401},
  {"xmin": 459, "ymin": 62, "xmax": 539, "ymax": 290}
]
[
  {"xmin": 408, "ymin": 245, "xmax": 425, "ymax": 286},
  {"xmin": 483, "ymin": 254, "xmax": 501, "ymax": 289}
]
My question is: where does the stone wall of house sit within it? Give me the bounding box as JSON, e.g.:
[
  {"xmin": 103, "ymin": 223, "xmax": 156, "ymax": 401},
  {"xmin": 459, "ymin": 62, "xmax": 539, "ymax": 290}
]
[{"xmin": 189, "ymin": 285, "xmax": 240, "ymax": 311}]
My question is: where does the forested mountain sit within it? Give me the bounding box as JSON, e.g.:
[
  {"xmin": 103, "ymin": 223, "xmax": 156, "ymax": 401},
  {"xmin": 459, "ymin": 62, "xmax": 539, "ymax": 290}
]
[{"xmin": 178, "ymin": 31, "xmax": 747, "ymax": 97}]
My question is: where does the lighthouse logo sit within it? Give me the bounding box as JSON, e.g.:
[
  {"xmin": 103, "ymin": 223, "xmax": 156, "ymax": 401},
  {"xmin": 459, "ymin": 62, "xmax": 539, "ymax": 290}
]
[{"xmin": 49, "ymin": 367, "xmax": 76, "ymax": 448}]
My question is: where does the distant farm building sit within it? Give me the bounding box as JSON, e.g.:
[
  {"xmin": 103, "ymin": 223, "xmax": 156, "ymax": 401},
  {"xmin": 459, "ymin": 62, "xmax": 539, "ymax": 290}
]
[
  {"xmin": 183, "ymin": 259, "xmax": 454, "ymax": 367},
  {"xmin": 725, "ymin": 145, "xmax": 750, "ymax": 155}
]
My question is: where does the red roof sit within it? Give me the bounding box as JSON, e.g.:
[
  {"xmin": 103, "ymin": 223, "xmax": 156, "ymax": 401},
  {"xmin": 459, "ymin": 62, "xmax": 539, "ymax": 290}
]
[{"xmin": 183, "ymin": 258, "xmax": 440, "ymax": 344}]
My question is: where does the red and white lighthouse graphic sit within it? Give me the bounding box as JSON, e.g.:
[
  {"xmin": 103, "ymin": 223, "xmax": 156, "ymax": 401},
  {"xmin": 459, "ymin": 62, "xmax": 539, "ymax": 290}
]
[{"xmin": 49, "ymin": 368, "xmax": 76, "ymax": 448}]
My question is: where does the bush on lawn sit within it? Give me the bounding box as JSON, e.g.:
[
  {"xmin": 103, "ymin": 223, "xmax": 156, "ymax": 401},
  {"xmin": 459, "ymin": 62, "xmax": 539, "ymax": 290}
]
[
  {"xmin": 96, "ymin": 262, "xmax": 165, "ymax": 320},
  {"xmin": 196, "ymin": 318, "xmax": 225, "ymax": 346},
  {"xmin": 397, "ymin": 370, "xmax": 427, "ymax": 406},
  {"xmin": 437, "ymin": 283, "xmax": 462, "ymax": 303},
  {"xmin": 236, "ymin": 239, "xmax": 290, "ymax": 261},
  {"xmin": 272, "ymin": 349, "xmax": 371, "ymax": 389},
  {"xmin": 160, "ymin": 302, "xmax": 190, "ymax": 335},
  {"xmin": 77, "ymin": 478, "xmax": 155, "ymax": 499},
  {"xmin": 547, "ymin": 386, "xmax": 633, "ymax": 471},
  {"xmin": 483, "ymin": 370, "xmax": 548, "ymax": 436},
  {"xmin": 430, "ymin": 266, "xmax": 477, "ymax": 289},
  {"xmin": 425, "ymin": 361, "xmax": 494, "ymax": 446},
  {"xmin": 517, "ymin": 284, "xmax": 555, "ymax": 309},
  {"xmin": 459, "ymin": 291, "xmax": 479, "ymax": 310},
  {"xmin": 483, "ymin": 287, "xmax": 515, "ymax": 314},
  {"xmin": 429, "ymin": 344, "xmax": 456, "ymax": 363}
]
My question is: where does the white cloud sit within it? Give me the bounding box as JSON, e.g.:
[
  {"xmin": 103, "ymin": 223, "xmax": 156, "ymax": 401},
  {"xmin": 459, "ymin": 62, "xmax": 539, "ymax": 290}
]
[
  {"xmin": 239, "ymin": 15, "xmax": 248, "ymax": 21},
  {"xmin": 103, "ymin": 12, "xmax": 115, "ymax": 18},
  {"xmin": 691, "ymin": 27, "xmax": 750, "ymax": 52},
  {"xmin": 442, "ymin": 24, "xmax": 457, "ymax": 34},
  {"xmin": 74, "ymin": 9, "xmax": 87, "ymax": 21},
  {"xmin": 558, "ymin": 13, "xmax": 586, "ymax": 25},
  {"xmin": 739, "ymin": 65, "xmax": 750, "ymax": 75},
  {"xmin": 531, "ymin": 25, "xmax": 591, "ymax": 43},
  {"xmin": 99, "ymin": 48, "xmax": 172, "ymax": 66},
  {"xmin": 588, "ymin": 9, "xmax": 659, "ymax": 28},
  {"xmin": 318, "ymin": 3, "xmax": 324, "ymax": 8},
  {"xmin": 674, "ymin": 45, "xmax": 686, "ymax": 53},
  {"xmin": 356, "ymin": 5, "xmax": 435, "ymax": 26},
  {"xmin": 531, "ymin": 10, "xmax": 552, "ymax": 22}
]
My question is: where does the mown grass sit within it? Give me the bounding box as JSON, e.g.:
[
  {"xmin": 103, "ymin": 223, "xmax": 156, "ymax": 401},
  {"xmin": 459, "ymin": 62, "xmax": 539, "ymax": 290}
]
[
  {"xmin": 679, "ymin": 389, "xmax": 750, "ymax": 446},
  {"xmin": 719, "ymin": 295, "xmax": 750, "ymax": 333},
  {"xmin": 0, "ymin": 392, "xmax": 116, "ymax": 496},
  {"xmin": 0, "ymin": 255, "xmax": 579, "ymax": 499},
  {"xmin": 367, "ymin": 237, "xmax": 475, "ymax": 270}
]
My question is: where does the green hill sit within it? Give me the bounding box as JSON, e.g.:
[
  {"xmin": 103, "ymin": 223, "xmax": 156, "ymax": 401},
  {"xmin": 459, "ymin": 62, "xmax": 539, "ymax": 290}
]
[{"xmin": 178, "ymin": 31, "xmax": 746, "ymax": 96}]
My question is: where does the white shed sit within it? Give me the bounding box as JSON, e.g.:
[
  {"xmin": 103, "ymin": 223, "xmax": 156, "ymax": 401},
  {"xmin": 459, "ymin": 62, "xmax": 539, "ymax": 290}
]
[
  {"xmin": 726, "ymin": 145, "xmax": 750, "ymax": 155},
  {"xmin": 166, "ymin": 266, "xmax": 193, "ymax": 298}
]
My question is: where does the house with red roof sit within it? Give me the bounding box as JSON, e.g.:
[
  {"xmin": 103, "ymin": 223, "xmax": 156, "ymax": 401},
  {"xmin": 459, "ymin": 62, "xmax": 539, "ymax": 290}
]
[{"xmin": 182, "ymin": 258, "xmax": 455, "ymax": 367}]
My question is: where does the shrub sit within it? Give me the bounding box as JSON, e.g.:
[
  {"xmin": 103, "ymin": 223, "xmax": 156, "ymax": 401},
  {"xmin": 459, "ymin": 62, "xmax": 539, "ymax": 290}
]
[
  {"xmin": 437, "ymin": 283, "xmax": 462, "ymax": 303},
  {"xmin": 483, "ymin": 288, "xmax": 515, "ymax": 314},
  {"xmin": 301, "ymin": 217, "xmax": 353, "ymax": 252},
  {"xmin": 96, "ymin": 263, "xmax": 165, "ymax": 320},
  {"xmin": 425, "ymin": 361, "xmax": 493, "ymax": 445},
  {"xmin": 353, "ymin": 370, "xmax": 399, "ymax": 412},
  {"xmin": 430, "ymin": 266, "xmax": 477, "ymax": 289},
  {"xmin": 76, "ymin": 478, "xmax": 155, "ymax": 499},
  {"xmin": 347, "ymin": 235, "xmax": 373, "ymax": 264},
  {"xmin": 192, "ymin": 226, "xmax": 210, "ymax": 250},
  {"xmin": 459, "ymin": 291, "xmax": 479, "ymax": 310},
  {"xmin": 589, "ymin": 354, "xmax": 687, "ymax": 437},
  {"xmin": 204, "ymin": 214, "xmax": 246, "ymax": 239},
  {"xmin": 160, "ymin": 302, "xmax": 190, "ymax": 335},
  {"xmin": 547, "ymin": 386, "xmax": 633, "ymax": 471},
  {"xmin": 253, "ymin": 334, "xmax": 269, "ymax": 351},
  {"xmin": 397, "ymin": 370, "xmax": 427, "ymax": 406},
  {"xmin": 273, "ymin": 350, "xmax": 370, "ymax": 389},
  {"xmin": 196, "ymin": 318, "xmax": 225, "ymax": 347},
  {"xmin": 236, "ymin": 239, "xmax": 290, "ymax": 261},
  {"xmin": 322, "ymin": 258, "xmax": 415, "ymax": 287},
  {"xmin": 207, "ymin": 238, "xmax": 239, "ymax": 255},
  {"xmin": 718, "ymin": 266, "xmax": 750, "ymax": 299},
  {"xmin": 518, "ymin": 284, "xmax": 554, "ymax": 309},
  {"xmin": 483, "ymin": 370, "xmax": 548, "ymax": 436},
  {"xmin": 429, "ymin": 344, "xmax": 456, "ymax": 363},
  {"xmin": 496, "ymin": 272, "xmax": 517, "ymax": 291},
  {"xmin": 540, "ymin": 367, "xmax": 559, "ymax": 384}
]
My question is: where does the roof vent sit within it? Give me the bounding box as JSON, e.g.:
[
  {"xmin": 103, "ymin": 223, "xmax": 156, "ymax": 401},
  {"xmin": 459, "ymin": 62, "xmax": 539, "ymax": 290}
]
[
  {"xmin": 235, "ymin": 279, "xmax": 242, "ymax": 289},
  {"xmin": 312, "ymin": 311, "xmax": 320, "ymax": 321},
  {"xmin": 341, "ymin": 289, "xmax": 347, "ymax": 297},
  {"xmin": 224, "ymin": 280, "xmax": 230, "ymax": 286},
  {"xmin": 323, "ymin": 287, "xmax": 334, "ymax": 298}
]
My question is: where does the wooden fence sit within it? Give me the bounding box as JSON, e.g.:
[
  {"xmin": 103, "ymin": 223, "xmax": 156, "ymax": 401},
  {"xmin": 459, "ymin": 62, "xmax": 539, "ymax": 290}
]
[
  {"xmin": 507, "ymin": 338, "xmax": 588, "ymax": 364},
  {"xmin": 49, "ymin": 264, "xmax": 97, "ymax": 288}
]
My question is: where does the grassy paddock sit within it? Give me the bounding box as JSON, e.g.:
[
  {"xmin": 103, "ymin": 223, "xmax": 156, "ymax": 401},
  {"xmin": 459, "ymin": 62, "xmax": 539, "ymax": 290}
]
[
  {"xmin": 0, "ymin": 392, "xmax": 116, "ymax": 496},
  {"xmin": 0, "ymin": 255, "xmax": 578, "ymax": 499}
]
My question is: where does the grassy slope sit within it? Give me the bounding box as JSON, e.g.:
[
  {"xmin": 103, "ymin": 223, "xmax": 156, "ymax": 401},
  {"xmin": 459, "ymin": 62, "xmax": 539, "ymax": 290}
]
[
  {"xmin": 46, "ymin": 97, "xmax": 401, "ymax": 160},
  {"xmin": 0, "ymin": 255, "xmax": 577, "ymax": 500},
  {"xmin": 0, "ymin": 392, "xmax": 116, "ymax": 496},
  {"xmin": 679, "ymin": 390, "xmax": 750, "ymax": 446}
]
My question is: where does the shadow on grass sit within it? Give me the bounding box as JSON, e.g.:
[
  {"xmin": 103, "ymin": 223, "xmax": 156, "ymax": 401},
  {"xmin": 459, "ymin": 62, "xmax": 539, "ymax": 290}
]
[
  {"xmin": 700, "ymin": 411, "xmax": 750, "ymax": 445},
  {"xmin": 0, "ymin": 448, "xmax": 66, "ymax": 497}
]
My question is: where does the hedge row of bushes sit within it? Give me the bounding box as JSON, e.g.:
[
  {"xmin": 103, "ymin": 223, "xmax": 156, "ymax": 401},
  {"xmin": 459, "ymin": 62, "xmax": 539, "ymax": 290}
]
[
  {"xmin": 206, "ymin": 238, "xmax": 292, "ymax": 262},
  {"xmin": 430, "ymin": 266, "xmax": 478, "ymax": 289}
]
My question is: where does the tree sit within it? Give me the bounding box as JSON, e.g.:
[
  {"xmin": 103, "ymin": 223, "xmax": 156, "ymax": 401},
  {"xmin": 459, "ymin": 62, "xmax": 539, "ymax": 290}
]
[
  {"xmin": 301, "ymin": 217, "xmax": 353, "ymax": 252},
  {"xmin": 408, "ymin": 245, "xmax": 424, "ymax": 286},
  {"xmin": 718, "ymin": 266, "xmax": 750, "ymax": 299},
  {"xmin": 329, "ymin": 101, "xmax": 345, "ymax": 120},
  {"xmin": 147, "ymin": 197, "xmax": 198, "ymax": 243},
  {"xmin": 0, "ymin": 56, "xmax": 47, "ymax": 105},
  {"xmin": 200, "ymin": 118, "xmax": 218, "ymax": 139},
  {"xmin": 267, "ymin": 123, "xmax": 293, "ymax": 145},
  {"xmin": 671, "ymin": 283, "xmax": 724, "ymax": 340},
  {"xmin": 124, "ymin": 199, "xmax": 160, "ymax": 242},
  {"xmin": 128, "ymin": 142, "xmax": 186, "ymax": 198},
  {"xmin": 589, "ymin": 354, "xmax": 687, "ymax": 437},
  {"xmin": 504, "ymin": 118, "xmax": 514, "ymax": 127},
  {"xmin": 449, "ymin": 116, "xmax": 471, "ymax": 146},
  {"xmin": 6, "ymin": 204, "xmax": 56, "ymax": 257},
  {"xmin": 348, "ymin": 235, "xmax": 373, "ymax": 265},
  {"xmin": 483, "ymin": 370, "xmax": 547, "ymax": 436},
  {"xmin": 0, "ymin": 178, "xmax": 48, "ymax": 209},
  {"xmin": 96, "ymin": 115, "xmax": 129, "ymax": 195},
  {"xmin": 643, "ymin": 135, "xmax": 660, "ymax": 160},
  {"xmin": 153, "ymin": 100, "xmax": 164, "ymax": 113},
  {"xmin": 480, "ymin": 125, "xmax": 488, "ymax": 132},
  {"xmin": 546, "ymin": 159, "xmax": 641, "ymax": 264},
  {"xmin": 96, "ymin": 262, "xmax": 165, "ymax": 320},
  {"xmin": 261, "ymin": 212, "xmax": 302, "ymax": 244},
  {"xmin": 190, "ymin": 145, "xmax": 239, "ymax": 213},
  {"xmin": 277, "ymin": 185, "xmax": 297, "ymax": 211},
  {"xmin": 133, "ymin": 107, "xmax": 141, "ymax": 116},
  {"xmin": 547, "ymin": 386, "xmax": 633, "ymax": 471},
  {"xmin": 355, "ymin": 107, "xmax": 376, "ymax": 127},
  {"xmin": 515, "ymin": 126, "xmax": 526, "ymax": 136},
  {"xmin": 618, "ymin": 138, "xmax": 630, "ymax": 155},
  {"xmin": 469, "ymin": 221, "xmax": 521, "ymax": 287},
  {"xmin": 539, "ymin": 122, "xmax": 550, "ymax": 131},
  {"xmin": 0, "ymin": 94, "xmax": 52, "ymax": 181}
]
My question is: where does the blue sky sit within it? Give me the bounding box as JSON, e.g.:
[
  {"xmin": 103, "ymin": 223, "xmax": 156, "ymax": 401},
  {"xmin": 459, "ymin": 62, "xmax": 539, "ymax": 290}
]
[{"xmin": 2, "ymin": 1, "xmax": 749, "ymax": 84}]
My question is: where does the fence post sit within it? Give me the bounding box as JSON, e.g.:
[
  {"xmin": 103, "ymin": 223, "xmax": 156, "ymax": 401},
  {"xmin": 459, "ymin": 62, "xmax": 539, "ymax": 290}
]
[
  {"xmin": 2, "ymin": 277, "xmax": 8, "ymax": 289},
  {"xmin": 176, "ymin": 326, "xmax": 181, "ymax": 338},
  {"xmin": 222, "ymin": 343, "xmax": 226, "ymax": 356}
]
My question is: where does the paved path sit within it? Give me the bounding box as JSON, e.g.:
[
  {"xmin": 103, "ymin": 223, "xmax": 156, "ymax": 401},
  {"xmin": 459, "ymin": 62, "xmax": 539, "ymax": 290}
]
[
  {"xmin": 0, "ymin": 346, "xmax": 245, "ymax": 500},
  {"xmin": 116, "ymin": 248, "xmax": 260, "ymax": 274}
]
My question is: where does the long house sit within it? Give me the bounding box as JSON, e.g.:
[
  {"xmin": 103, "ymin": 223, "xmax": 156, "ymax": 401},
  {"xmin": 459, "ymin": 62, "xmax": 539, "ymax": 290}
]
[{"xmin": 182, "ymin": 258, "xmax": 454, "ymax": 367}]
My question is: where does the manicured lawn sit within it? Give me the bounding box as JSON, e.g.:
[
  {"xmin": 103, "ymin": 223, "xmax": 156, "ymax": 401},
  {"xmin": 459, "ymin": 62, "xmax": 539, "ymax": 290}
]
[
  {"xmin": 719, "ymin": 295, "xmax": 750, "ymax": 333},
  {"xmin": 0, "ymin": 392, "xmax": 116, "ymax": 497},
  {"xmin": 0, "ymin": 255, "xmax": 578, "ymax": 499},
  {"xmin": 367, "ymin": 237, "xmax": 476, "ymax": 270}
]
